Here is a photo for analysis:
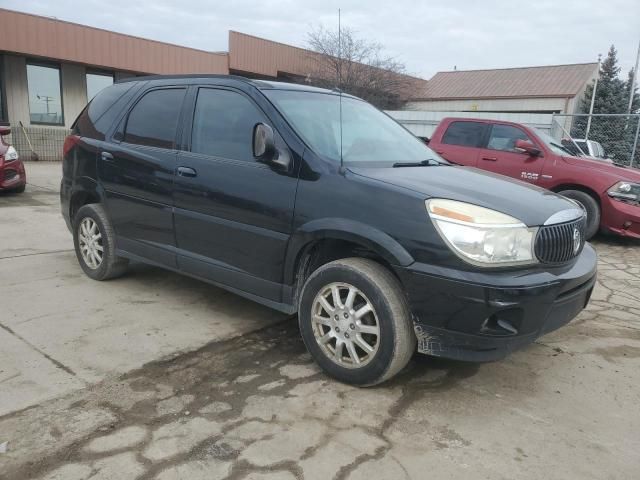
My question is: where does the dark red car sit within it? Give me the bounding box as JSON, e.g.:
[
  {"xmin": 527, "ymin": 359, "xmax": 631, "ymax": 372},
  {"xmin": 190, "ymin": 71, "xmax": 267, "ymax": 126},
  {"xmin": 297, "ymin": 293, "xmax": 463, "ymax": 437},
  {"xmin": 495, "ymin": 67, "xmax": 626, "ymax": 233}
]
[
  {"xmin": 428, "ymin": 117, "xmax": 640, "ymax": 239},
  {"xmin": 0, "ymin": 126, "xmax": 26, "ymax": 193}
]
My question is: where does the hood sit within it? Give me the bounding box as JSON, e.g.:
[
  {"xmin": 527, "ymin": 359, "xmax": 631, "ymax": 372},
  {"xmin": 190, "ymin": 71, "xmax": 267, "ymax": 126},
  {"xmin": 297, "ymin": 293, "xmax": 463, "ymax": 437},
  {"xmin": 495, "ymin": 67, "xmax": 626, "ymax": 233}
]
[
  {"xmin": 348, "ymin": 165, "xmax": 578, "ymax": 227},
  {"xmin": 562, "ymin": 155, "xmax": 640, "ymax": 182}
]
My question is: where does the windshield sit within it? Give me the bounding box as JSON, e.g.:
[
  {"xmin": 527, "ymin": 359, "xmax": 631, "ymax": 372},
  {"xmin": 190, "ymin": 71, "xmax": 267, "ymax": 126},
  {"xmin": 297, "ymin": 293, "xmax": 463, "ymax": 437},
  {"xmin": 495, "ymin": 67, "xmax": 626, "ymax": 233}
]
[
  {"xmin": 574, "ymin": 140, "xmax": 590, "ymax": 156},
  {"xmin": 264, "ymin": 90, "xmax": 442, "ymax": 166},
  {"xmin": 532, "ymin": 127, "xmax": 576, "ymax": 156}
]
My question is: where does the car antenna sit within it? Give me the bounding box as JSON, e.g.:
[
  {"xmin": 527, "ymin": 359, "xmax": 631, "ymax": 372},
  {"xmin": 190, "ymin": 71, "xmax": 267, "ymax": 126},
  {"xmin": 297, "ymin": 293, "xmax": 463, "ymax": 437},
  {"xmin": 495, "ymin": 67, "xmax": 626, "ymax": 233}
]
[{"xmin": 336, "ymin": 9, "xmax": 345, "ymax": 170}]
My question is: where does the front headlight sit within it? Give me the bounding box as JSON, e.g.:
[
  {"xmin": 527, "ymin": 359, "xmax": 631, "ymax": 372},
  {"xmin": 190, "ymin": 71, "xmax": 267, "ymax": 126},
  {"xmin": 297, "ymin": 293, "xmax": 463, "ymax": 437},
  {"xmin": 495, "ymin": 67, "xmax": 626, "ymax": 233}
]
[
  {"xmin": 4, "ymin": 146, "xmax": 19, "ymax": 162},
  {"xmin": 426, "ymin": 199, "xmax": 538, "ymax": 267},
  {"xmin": 608, "ymin": 181, "xmax": 640, "ymax": 203}
]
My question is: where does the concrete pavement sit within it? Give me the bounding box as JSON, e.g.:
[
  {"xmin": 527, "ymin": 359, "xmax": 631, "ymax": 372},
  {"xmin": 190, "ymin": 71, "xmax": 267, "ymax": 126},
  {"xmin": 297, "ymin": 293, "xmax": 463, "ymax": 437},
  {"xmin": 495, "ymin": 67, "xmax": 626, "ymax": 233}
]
[
  {"xmin": 0, "ymin": 162, "xmax": 286, "ymax": 416},
  {"xmin": 1, "ymin": 162, "xmax": 639, "ymax": 479}
]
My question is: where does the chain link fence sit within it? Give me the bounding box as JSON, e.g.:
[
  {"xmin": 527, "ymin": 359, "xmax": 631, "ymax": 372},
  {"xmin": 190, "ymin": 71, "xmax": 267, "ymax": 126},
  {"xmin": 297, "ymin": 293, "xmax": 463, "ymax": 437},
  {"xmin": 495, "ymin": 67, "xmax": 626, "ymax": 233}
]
[
  {"xmin": 3, "ymin": 124, "xmax": 71, "ymax": 162},
  {"xmin": 550, "ymin": 113, "xmax": 640, "ymax": 168}
]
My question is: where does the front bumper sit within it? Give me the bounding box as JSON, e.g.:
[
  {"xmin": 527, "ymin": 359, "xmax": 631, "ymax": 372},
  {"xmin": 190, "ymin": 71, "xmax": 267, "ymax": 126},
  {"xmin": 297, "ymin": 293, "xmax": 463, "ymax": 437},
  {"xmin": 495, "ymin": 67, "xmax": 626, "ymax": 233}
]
[
  {"xmin": 0, "ymin": 160, "xmax": 26, "ymax": 191},
  {"xmin": 396, "ymin": 244, "xmax": 597, "ymax": 362},
  {"xmin": 601, "ymin": 195, "xmax": 640, "ymax": 239}
]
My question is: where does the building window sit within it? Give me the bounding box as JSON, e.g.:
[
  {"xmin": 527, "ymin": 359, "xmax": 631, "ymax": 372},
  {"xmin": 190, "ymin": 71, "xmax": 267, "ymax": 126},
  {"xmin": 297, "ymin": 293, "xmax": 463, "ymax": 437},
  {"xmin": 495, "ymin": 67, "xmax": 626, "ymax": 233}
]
[
  {"xmin": 86, "ymin": 72, "xmax": 114, "ymax": 101},
  {"xmin": 27, "ymin": 63, "xmax": 64, "ymax": 125}
]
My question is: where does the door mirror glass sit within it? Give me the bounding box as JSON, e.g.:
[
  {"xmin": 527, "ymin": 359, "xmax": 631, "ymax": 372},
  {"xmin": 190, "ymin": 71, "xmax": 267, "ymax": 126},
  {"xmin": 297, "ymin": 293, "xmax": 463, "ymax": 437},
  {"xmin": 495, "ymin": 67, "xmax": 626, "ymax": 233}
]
[
  {"xmin": 253, "ymin": 123, "xmax": 275, "ymax": 158},
  {"xmin": 253, "ymin": 123, "xmax": 291, "ymax": 171},
  {"xmin": 514, "ymin": 139, "xmax": 541, "ymax": 157}
]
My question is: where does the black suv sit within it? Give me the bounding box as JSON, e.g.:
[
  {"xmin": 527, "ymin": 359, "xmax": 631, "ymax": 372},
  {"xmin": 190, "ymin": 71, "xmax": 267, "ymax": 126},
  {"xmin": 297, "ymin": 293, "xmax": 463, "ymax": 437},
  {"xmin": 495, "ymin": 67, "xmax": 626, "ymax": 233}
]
[{"xmin": 61, "ymin": 75, "xmax": 597, "ymax": 385}]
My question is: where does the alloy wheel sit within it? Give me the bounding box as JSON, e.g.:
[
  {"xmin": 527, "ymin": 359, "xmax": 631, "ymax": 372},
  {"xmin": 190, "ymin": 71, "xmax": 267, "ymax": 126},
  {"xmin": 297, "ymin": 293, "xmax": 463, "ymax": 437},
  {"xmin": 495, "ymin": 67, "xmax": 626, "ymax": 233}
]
[
  {"xmin": 311, "ymin": 282, "xmax": 380, "ymax": 368},
  {"xmin": 78, "ymin": 217, "xmax": 104, "ymax": 269}
]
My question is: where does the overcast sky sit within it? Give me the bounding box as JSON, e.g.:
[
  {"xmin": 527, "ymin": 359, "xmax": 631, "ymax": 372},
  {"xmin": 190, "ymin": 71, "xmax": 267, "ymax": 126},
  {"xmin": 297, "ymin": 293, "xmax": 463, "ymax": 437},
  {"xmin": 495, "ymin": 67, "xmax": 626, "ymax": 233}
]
[{"xmin": 6, "ymin": 0, "xmax": 640, "ymax": 79}]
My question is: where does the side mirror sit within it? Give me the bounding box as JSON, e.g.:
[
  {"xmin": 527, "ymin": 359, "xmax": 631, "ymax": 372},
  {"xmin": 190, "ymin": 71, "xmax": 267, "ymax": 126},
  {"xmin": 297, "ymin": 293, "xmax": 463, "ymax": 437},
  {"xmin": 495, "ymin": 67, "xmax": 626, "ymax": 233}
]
[
  {"xmin": 514, "ymin": 139, "xmax": 541, "ymax": 157},
  {"xmin": 0, "ymin": 126, "xmax": 10, "ymax": 136},
  {"xmin": 253, "ymin": 123, "xmax": 290, "ymax": 171}
]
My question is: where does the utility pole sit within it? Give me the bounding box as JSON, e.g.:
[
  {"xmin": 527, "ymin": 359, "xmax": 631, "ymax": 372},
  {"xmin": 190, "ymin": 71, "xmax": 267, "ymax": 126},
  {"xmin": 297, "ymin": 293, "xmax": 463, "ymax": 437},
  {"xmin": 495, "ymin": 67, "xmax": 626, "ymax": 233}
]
[
  {"xmin": 585, "ymin": 54, "xmax": 601, "ymax": 141},
  {"xmin": 338, "ymin": 8, "xmax": 342, "ymax": 87},
  {"xmin": 36, "ymin": 94, "xmax": 55, "ymax": 115},
  {"xmin": 627, "ymin": 38, "xmax": 640, "ymax": 114}
]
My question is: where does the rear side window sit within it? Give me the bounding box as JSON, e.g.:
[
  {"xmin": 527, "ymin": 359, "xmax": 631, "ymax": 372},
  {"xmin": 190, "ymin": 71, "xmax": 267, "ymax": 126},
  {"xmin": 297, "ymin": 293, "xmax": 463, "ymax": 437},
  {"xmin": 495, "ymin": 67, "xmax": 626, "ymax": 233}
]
[
  {"xmin": 191, "ymin": 88, "xmax": 266, "ymax": 161},
  {"xmin": 442, "ymin": 121, "xmax": 487, "ymax": 147},
  {"xmin": 73, "ymin": 82, "xmax": 135, "ymax": 138},
  {"xmin": 486, "ymin": 124, "xmax": 530, "ymax": 152},
  {"xmin": 124, "ymin": 88, "xmax": 186, "ymax": 149}
]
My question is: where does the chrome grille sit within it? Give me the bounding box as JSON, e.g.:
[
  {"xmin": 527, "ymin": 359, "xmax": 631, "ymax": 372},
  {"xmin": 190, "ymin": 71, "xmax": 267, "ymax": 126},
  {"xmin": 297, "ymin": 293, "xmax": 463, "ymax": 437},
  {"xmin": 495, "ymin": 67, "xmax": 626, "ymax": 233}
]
[{"xmin": 535, "ymin": 217, "xmax": 586, "ymax": 264}]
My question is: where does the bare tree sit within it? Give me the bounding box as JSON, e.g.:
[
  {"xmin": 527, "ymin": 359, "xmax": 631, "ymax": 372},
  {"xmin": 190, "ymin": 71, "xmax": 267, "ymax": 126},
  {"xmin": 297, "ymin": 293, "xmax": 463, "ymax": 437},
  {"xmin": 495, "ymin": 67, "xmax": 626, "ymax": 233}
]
[{"xmin": 307, "ymin": 26, "xmax": 414, "ymax": 109}]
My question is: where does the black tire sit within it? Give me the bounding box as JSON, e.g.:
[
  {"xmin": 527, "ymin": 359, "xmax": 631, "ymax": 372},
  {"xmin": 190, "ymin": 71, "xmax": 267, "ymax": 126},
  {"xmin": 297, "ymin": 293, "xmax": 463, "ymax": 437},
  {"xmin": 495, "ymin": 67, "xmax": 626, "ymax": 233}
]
[
  {"xmin": 298, "ymin": 258, "xmax": 415, "ymax": 386},
  {"xmin": 558, "ymin": 190, "xmax": 600, "ymax": 240},
  {"xmin": 12, "ymin": 183, "xmax": 26, "ymax": 193},
  {"xmin": 73, "ymin": 203, "xmax": 128, "ymax": 280}
]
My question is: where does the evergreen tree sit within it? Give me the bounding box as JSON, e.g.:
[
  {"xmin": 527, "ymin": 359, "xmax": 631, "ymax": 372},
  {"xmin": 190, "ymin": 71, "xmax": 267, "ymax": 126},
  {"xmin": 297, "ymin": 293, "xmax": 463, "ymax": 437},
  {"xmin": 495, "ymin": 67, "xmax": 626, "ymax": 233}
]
[
  {"xmin": 571, "ymin": 45, "xmax": 635, "ymax": 164},
  {"xmin": 577, "ymin": 45, "xmax": 627, "ymax": 115},
  {"xmin": 625, "ymin": 68, "xmax": 640, "ymax": 114}
]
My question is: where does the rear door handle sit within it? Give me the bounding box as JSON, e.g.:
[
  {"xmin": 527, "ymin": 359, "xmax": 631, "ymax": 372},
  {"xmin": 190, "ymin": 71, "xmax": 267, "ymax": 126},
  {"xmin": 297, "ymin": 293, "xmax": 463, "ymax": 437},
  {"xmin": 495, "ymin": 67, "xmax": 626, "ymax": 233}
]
[
  {"xmin": 101, "ymin": 151, "xmax": 114, "ymax": 161},
  {"xmin": 481, "ymin": 156, "xmax": 497, "ymax": 162},
  {"xmin": 177, "ymin": 166, "xmax": 197, "ymax": 178}
]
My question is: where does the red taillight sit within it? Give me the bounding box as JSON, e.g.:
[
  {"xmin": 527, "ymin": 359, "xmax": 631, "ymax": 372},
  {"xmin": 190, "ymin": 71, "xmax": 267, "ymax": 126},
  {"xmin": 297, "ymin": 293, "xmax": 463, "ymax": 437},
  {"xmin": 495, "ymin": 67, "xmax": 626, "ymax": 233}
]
[{"xmin": 63, "ymin": 135, "xmax": 81, "ymax": 158}]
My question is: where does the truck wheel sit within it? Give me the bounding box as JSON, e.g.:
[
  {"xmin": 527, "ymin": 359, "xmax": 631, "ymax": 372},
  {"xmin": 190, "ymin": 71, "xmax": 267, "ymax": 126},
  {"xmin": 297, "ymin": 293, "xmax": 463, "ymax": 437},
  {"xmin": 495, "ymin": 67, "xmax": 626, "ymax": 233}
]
[
  {"xmin": 558, "ymin": 190, "xmax": 600, "ymax": 240},
  {"xmin": 298, "ymin": 258, "xmax": 416, "ymax": 386},
  {"xmin": 73, "ymin": 204, "xmax": 128, "ymax": 280}
]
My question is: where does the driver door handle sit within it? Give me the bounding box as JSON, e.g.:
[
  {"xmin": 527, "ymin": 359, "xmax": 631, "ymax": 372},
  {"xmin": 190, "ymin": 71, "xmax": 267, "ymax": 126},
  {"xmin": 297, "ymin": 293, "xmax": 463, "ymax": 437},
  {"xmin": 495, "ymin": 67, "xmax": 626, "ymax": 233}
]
[
  {"xmin": 177, "ymin": 166, "xmax": 197, "ymax": 178},
  {"xmin": 481, "ymin": 156, "xmax": 497, "ymax": 162}
]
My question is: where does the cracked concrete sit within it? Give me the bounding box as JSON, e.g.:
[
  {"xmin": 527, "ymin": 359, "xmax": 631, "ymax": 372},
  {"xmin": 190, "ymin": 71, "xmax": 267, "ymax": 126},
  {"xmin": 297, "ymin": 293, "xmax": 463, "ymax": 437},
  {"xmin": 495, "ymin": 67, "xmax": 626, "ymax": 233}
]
[
  {"xmin": 0, "ymin": 164, "xmax": 287, "ymax": 416},
  {"xmin": 1, "ymin": 163, "xmax": 640, "ymax": 479}
]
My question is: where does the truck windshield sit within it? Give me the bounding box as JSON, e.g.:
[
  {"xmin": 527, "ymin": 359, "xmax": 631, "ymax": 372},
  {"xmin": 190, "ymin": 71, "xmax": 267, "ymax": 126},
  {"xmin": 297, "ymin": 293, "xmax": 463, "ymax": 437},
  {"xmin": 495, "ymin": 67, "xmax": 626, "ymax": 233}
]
[
  {"xmin": 532, "ymin": 127, "xmax": 577, "ymax": 156},
  {"xmin": 573, "ymin": 140, "xmax": 590, "ymax": 156},
  {"xmin": 264, "ymin": 90, "xmax": 442, "ymax": 166}
]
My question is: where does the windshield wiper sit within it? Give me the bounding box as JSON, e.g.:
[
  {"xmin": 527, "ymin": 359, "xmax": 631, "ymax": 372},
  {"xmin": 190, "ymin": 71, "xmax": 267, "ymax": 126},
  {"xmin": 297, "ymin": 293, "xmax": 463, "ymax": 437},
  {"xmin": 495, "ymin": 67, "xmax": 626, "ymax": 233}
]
[{"xmin": 392, "ymin": 159, "xmax": 444, "ymax": 168}]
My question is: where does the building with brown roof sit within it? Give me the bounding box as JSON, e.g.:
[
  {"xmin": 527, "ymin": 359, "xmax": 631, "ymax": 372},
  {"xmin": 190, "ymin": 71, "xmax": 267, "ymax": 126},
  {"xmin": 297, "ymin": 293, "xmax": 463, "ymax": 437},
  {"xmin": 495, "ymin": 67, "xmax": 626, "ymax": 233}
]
[
  {"xmin": 0, "ymin": 8, "xmax": 426, "ymax": 131},
  {"xmin": 406, "ymin": 63, "xmax": 599, "ymax": 114}
]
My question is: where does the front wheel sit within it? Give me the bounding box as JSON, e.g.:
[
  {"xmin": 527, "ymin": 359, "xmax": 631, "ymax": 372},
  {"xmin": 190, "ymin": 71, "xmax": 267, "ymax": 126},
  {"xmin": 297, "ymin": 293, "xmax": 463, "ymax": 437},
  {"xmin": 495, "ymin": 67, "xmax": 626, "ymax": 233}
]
[
  {"xmin": 73, "ymin": 204, "xmax": 128, "ymax": 280},
  {"xmin": 558, "ymin": 190, "xmax": 600, "ymax": 240},
  {"xmin": 298, "ymin": 258, "xmax": 416, "ymax": 386}
]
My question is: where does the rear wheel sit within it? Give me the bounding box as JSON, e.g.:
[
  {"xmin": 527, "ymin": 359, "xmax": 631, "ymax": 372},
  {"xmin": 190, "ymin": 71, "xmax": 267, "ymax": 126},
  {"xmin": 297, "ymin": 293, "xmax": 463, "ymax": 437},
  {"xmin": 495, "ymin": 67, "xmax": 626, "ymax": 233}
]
[
  {"xmin": 298, "ymin": 258, "xmax": 415, "ymax": 386},
  {"xmin": 73, "ymin": 204, "xmax": 128, "ymax": 280},
  {"xmin": 12, "ymin": 183, "xmax": 26, "ymax": 193},
  {"xmin": 558, "ymin": 189, "xmax": 600, "ymax": 240}
]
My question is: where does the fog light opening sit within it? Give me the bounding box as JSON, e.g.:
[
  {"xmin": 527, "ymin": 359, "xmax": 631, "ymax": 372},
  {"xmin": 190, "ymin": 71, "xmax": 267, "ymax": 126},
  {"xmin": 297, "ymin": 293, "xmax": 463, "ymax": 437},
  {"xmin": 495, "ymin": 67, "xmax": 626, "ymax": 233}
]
[{"xmin": 481, "ymin": 314, "xmax": 519, "ymax": 336}]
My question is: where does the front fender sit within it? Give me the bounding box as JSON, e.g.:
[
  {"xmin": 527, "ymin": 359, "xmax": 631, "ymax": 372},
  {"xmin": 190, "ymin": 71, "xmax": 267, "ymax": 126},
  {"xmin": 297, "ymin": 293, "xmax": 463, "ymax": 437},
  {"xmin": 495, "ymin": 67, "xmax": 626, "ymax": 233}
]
[{"xmin": 283, "ymin": 217, "xmax": 414, "ymax": 285}]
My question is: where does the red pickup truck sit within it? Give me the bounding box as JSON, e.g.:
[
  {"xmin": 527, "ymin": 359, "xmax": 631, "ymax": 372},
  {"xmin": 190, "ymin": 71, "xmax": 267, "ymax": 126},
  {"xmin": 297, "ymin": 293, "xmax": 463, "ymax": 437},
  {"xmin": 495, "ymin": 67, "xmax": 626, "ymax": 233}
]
[{"xmin": 428, "ymin": 117, "xmax": 640, "ymax": 239}]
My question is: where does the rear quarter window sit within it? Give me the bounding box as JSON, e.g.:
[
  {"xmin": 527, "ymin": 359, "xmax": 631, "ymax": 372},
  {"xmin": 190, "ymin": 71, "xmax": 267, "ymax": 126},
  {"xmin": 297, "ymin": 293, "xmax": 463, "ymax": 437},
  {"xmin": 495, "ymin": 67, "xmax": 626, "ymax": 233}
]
[
  {"xmin": 73, "ymin": 82, "xmax": 136, "ymax": 139},
  {"xmin": 442, "ymin": 121, "xmax": 487, "ymax": 147}
]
